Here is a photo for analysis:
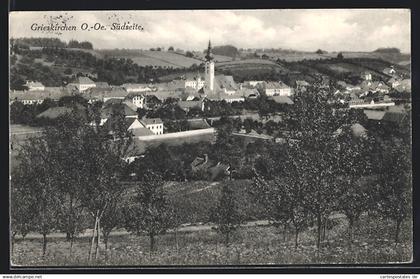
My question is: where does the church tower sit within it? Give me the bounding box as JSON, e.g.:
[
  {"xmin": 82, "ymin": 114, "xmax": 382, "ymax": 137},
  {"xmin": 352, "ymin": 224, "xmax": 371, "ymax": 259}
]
[{"xmin": 205, "ymin": 40, "xmax": 215, "ymax": 92}]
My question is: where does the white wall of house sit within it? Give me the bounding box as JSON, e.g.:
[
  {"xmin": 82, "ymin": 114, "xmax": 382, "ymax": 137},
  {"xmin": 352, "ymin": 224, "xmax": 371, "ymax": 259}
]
[
  {"xmin": 131, "ymin": 95, "xmax": 145, "ymax": 108},
  {"xmin": 146, "ymin": 123, "xmax": 163, "ymax": 135},
  {"xmin": 265, "ymin": 87, "xmax": 292, "ymax": 96},
  {"xmin": 77, "ymin": 83, "xmax": 96, "ymax": 92},
  {"xmin": 128, "ymin": 119, "xmax": 144, "ymax": 130}
]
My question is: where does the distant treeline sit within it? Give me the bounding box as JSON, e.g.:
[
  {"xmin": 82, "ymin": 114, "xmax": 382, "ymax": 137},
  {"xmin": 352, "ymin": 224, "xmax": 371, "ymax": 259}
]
[
  {"xmin": 11, "ymin": 37, "xmax": 93, "ymax": 50},
  {"xmin": 10, "ymin": 46, "xmax": 199, "ymax": 89},
  {"xmin": 373, "ymin": 47, "xmax": 401, "ymax": 54}
]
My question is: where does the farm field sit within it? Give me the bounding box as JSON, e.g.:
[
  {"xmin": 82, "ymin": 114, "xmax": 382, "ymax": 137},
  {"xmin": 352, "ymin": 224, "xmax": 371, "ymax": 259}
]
[
  {"xmin": 99, "ymin": 50, "xmax": 203, "ymax": 68},
  {"xmin": 11, "ymin": 214, "xmax": 412, "ymax": 266}
]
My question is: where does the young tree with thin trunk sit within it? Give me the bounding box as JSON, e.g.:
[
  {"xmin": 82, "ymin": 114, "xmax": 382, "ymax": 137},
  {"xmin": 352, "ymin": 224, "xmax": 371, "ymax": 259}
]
[
  {"xmin": 15, "ymin": 136, "xmax": 62, "ymax": 257},
  {"xmin": 124, "ymin": 171, "xmax": 175, "ymax": 253},
  {"xmin": 333, "ymin": 125, "xmax": 374, "ymax": 245},
  {"xmin": 374, "ymin": 138, "xmax": 411, "ymax": 243},
  {"xmin": 284, "ymin": 85, "xmax": 345, "ymax": 252},
  {"xmin": 209, "ymin": 183, "xmax": 243, "ymax": 247}
]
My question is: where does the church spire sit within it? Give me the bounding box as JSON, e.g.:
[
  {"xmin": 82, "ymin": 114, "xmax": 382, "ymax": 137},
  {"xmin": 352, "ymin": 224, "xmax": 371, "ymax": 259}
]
[{"xmin": 205, "ymin": 40, "xmax": 213, "ymax": 61}]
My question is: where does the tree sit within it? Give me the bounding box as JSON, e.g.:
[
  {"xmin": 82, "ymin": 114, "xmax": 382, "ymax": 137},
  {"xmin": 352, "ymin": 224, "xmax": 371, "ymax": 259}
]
[
  {"xmin": 333, "ymin": 125, "xmax": 374, "ymax": 245},
  {"xmin": 337, "ymin": 52, "xmax": 344, "ymax": 60},
  {"xmin": 10, "ymin": 170, "xmax": 37, "ymax": 254},
  {"xmin": 14, "ymin": 135, "xmax": 62, "ymax": 257},
  {"xmin": 168, "ymin": 46, "xmax": 174, "ymax": 51},
  {"xmin": 186, "ymin": 51, "xmax": 194, "ymax": 58},
  {"xmin": 101, "ymin": 194, "xmax": 126, "ymax": 252},
  {"xmin": 124, "ymin": 171, "xmax": 175, "ymax": 252},
  {"xmin": 209, "ymin": 183, "xmax": 243, "ymax": 246},
  {"xmin": 374, "ymin": 138, "xmax": 411, "ymax": 243},
  {"xmin": 284, "ymin": 85, "xmax": 344, "ymax": 251}
]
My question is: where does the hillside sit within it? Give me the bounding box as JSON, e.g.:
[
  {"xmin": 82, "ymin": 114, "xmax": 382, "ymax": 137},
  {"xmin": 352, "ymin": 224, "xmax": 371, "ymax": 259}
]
[{"xmin": 98, "ymin": 49, "xmax": 204, "ymax": 68}]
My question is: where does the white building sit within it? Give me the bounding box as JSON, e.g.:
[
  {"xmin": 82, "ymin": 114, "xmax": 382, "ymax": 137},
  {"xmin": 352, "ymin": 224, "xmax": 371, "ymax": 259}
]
[
  {"xmin": 265, "ymin": 82, "xmax": 292, "ymax": 96},
  {"xmin": 77, "ymin": 77, "xmax": 96, "ymax": 92},
  {"xmin": 185, "ymin": 76, "xmax": 205, "ymax": 90},
  {"xmin": 25, "ymin": 81, "xmax": 45, "ymax": 91},
  {"xmin": 122, "ymin": 83, "xmax": 153, "ymax": 93},
  {"xmin": 247, "ymin": 81, "xmax": 264, "ymax": 87},
  {"xmin": 205, "ymin": 41, "xmax": 215, "ymax": 91},
  {"xmin": 126, "ymin": 94, "xmax": 146, "ymax": 109},
  {"xmin": 362, "ymin": 72, "xmax": 372, "ymax": 81},
  {"xmin": 139, "ymin": 118, "xmax": 164, "ymax": 135}
]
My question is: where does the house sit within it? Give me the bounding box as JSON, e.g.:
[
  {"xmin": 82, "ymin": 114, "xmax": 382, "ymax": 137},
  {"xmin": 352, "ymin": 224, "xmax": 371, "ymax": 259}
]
[
  {"xmin": 178, "ymin": 99, "xmax": 206, "ymax": 112},
  {"xmin": 122, "ymin": 83, "xmax": 153, "ymax": 93},
  {"xmin": 382, "ymin": 66, "xmax": 396, "ymax": 76},
  {"xmin": 84, "ymin": 87, "xmax": 129, "ymax": 103},
  {"xmin": 95, "ymin": 82, "xmax": 110, "ymax": 89},
  {"xmin": 191, "ymin": 154, "xmax": 211, "ymax": 172},
  {"xmin": 185, "ymin": 75, "xmax": 206, "ymax": 90},
  {"xmin": 208, "ymin": 162, "xmax": 231, "ymax": 181},
  {"xmin": 9, "ymin": 89, "xmax": 69, "ymax": 105},
  {"xmin": 36, "ymin": 105, "xmax": 87, "ymax": 120},
  {"xmin": 268, "ymin": 95, "xmax": 294, "ymax": 105},
  {"xmin": 139, "ymin": 118, "xmax": 164, "ymax": 135},
  {"xmin": 126, "ymin": 93, "xmax": 146, "ymax": 109},
  {"xmin": 213, "ymin": 75, "xmax": 239, "ymax": 95},
  {"xmin": 295, "ymin": 80, "xmax": 310, "ymax": 88},
  {"xmin": 394, "ymin": 79, "xmax": 411, "ymax": 93},
  {"xmin": 388, "ymin": 77, "xmax": 401, "ymax": 89},
  {"xmin": 77, "ymin": 77, "xmax": 96, "ymax": 92},
  {"xmin": 104, "ymin": 116, "xmax": 145, "ymax": 133},
  {"xmin": 264, "ymin": 81, "xmax": 292, "ymax": 96},
  {"xmin": 333, "ymin": 123, "xmax": 368, "ymax": 139},
  {"xmin": 361, "ymin": 71, "xmax": 372, "ymax": 81},
  {"xmin": 246, "ymin": 81, "xmax": 265, "ymax": 87},
  {"xmin": 25, "ymin": 81, "xmax": 45, "ymax": 91},
  {"xmin": 96, "ymin": 102, "xmax": 138, "ymax": 126},
  {"xmin": 187, "ymin": 119, "xmax": 211, "ymax": 130},
  {"xmin": 364, "ymin": 109, "xmax": 408, "ymax": 125}
]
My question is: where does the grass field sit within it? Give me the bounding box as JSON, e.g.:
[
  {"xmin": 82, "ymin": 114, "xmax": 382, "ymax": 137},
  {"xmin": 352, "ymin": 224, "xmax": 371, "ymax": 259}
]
[
  {"xmin": 11, "ymin": 214, "xmax": 412, "ymax": 266},
  {"xmin": 99, "ymin": 50, "xmax": 203, "ymax": 68}
]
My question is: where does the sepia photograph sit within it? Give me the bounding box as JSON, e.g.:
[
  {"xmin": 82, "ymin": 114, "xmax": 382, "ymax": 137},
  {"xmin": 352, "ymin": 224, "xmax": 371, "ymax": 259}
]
[{"xmin": 8, "ymin": 9, "xmax": 412, "ymax": 267}]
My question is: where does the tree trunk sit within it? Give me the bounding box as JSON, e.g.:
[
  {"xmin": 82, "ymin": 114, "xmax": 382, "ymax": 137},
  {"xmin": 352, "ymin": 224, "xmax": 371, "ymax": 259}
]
[
  {"xmin": 348, "ymin": 218, "xmax": 354, "ymax": 246},
  {"xmin": 225, "ymin": 231, "xmax": 230, "ymax": 247},
  {"xmin": 95, "ymin": 219, "xmax": 101, "ymax": 260},
  {"xmin": 316, "ymin": 214, "xmax": 322, "ymax": 252},
  {"xmin": 69, "ymin": 234, "xmax": 74, "ymax": 257},
  {"xmin": 283, "ymin": 223, "xmax": 287, "ymax": 242},
  {"xmin": 150, "ymin": 234, "xmax": 155, "ymax": 252},
  {"xmin": 395, "ymin": 218, "xmax": 402, "ymax": 243},
  {"xmin": 175, "ymin": 228, "xmax": 179, "ymax": 254},
  {"xmin": 66, "ymin": 232, "xmax": 71, "ymax": 241},
  {"xmin": 322, "ymin": 218, "xmax": 328, "ymax": 241},
  {"xmin": 294, "ymin": 229, "xmax": 299, "ymax": 249},
  {"xmin": 42, "ymin": 233, "xmax": 48, "ymax": 257},
  {"xmin": 88, "ymin": 215, "xmax": 98, "ymax": 262},
  {"xmin": 11, "ymin": 233, "xmax": 16, "ymax": 256}
]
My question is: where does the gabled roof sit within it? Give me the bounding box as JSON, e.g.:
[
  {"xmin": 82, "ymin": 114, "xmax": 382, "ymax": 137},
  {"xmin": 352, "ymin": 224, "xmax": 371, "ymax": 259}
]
[
  {"xmin": 178, "ymin": 100, "xmax": 203, "ymax": 110},
  {"xmin": 103, "ymin": 116, "xmax": 141, "ymax": 131},
  {"xmin": 78, "ymin": 77, "xmax": 95, "ymax": 84},
  {"xmin": 101, "ymin": 103, "xmax": 138, "ymax": 119},
  {"xmin": 26, "ymin": 81, "xmax": 44, "ymax": 87},
  {"xmin": 265, "ymin": 81, "xmax": 290, "ymax": 90},
  {"xmin": 10, "ymin": 90, "xmax": 69, "ymax": 101},
  {"xmin": 268, "ymin": 96, "xmax": 294, "ymax": 104},
  {"xmin": 95, "ymin": 82, "xmax": 110, "ymax": 88},
  {"xmin": 139, "ymin": 118, "xmax": 163, "ymax": 125},
  {"xmin": 188, "ymin": 119, "xmax": 211, "ymax": 130},
  {"xmin": 363, "ymin": 110, "xmax": 386, "ymax": 120},
  {"xmin": 131, "ymin": 127, "xmax": 154, "ymax": 137},
  {"xmin": 214, "ymin": 75, "xmax": 238, "ymax": 91},
  {"xmin": 36, "ymin": 106, "xmax": 87, "ymax": 120}
]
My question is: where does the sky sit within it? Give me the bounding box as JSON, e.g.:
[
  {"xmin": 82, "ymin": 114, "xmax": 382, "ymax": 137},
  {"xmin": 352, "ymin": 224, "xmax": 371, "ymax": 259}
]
[{"xmin": 9, "ymin": 9, "xmax": 411, "ymax": 53}]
